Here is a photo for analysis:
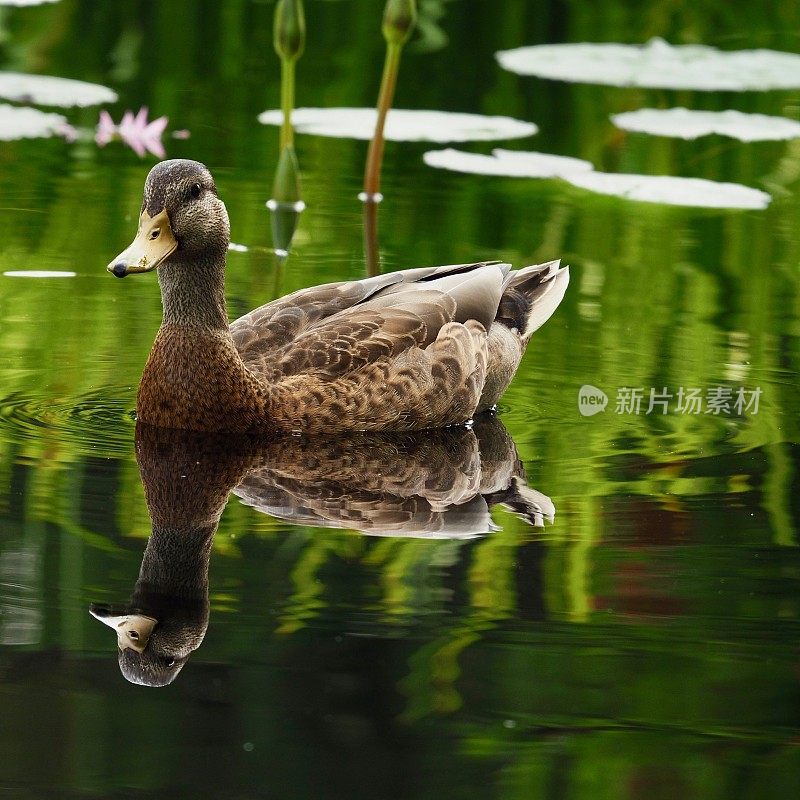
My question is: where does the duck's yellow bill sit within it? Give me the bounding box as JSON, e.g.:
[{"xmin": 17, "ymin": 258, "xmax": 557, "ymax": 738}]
[{"xmin": 107, "ymin": 209, "xmax": 177, "ymax": 278}]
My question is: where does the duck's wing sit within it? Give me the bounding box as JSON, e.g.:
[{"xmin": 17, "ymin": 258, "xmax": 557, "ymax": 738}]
[
  {"xmin": 257, "ymin": 264, "xmax": 509, "ymax": 431},
  {"xmin": 230, "ymin": 261, "xmax": 509, "ymax": 370},
  {"xmin": 270, "ymin": 263, "xmax": 506, "ymax": 376},
  {"xmin": 231, "ymin": 272, "xmax": 400, "ymax": 362}
]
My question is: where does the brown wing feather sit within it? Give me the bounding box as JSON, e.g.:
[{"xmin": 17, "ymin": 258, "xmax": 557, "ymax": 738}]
[
  {"xmin": 230, "ymin": 273, "xmax": 401, "ymax": 367},
  {"xmin": 266, "ymin": 318, "xmax": 488, "ymax": 433},
  {"xmin": 272, "ymin": 306, "xmax": 434, "ymax": 380},
  {"xmin": 231, "ymin": 261, "xmax": 507, "ymax": 377}
]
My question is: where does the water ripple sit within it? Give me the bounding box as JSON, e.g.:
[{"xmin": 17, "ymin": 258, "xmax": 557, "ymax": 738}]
[{"xmin": 0, "ymin": 387, "xmax": 135, "ymax": 458}]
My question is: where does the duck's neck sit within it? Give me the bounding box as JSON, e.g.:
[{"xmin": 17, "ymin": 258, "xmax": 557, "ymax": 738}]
[{"xmin": 158, "ymin": 253, "xmax": 229, "ymax": 331}]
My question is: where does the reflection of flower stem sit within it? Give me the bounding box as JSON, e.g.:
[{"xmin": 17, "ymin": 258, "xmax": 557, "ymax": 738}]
[
  {"xmin": 269, "ymin": 150, "xmax": 303, "ymax": 257},
  {"xmin": 272, "ymin": 145, "xmax": 301, "ymax": 203},
  {"xmin": 271, "ymin": 249, "xmax": 285, "ymax": 301},
  {"xmin": 363, "ymin": 194, "xmax": 380, "ymax": 276},
  {"xmin": 364, "ymin": 42, "xmax": 402, "ymax": 198}
]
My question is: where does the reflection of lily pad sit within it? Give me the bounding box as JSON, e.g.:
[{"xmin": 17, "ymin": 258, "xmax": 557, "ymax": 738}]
[
  {"xmin": 0, "ymin": 72, "xmax": 117, "ymax": 107},
  {"xmin": 424, "ymin": 148, "xmax": 592, "ymax": 178},
  {"xmin": 496, "ymin": 38, "xmax": 800, "ymax": 91},
  {"xmin": 257, "ymin": 107, "xmax": 536, "ymax": 142},
  {"xmin": 564, "ymin": 171, "xmax": 771, "ymax": 209},
  {"xmin": 0, "ymin": 103, "xmax": 67, "ymax": 140},
  {"xmin": 612, "ymin": 107, "xmax": 800, "ymax": 142}
]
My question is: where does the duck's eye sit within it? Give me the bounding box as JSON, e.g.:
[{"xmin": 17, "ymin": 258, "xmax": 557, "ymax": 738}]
[
  {"xmin": 190, "ymin": 183, "xmax": 202, "ymax": 199},
  {"xmin": 164, "ymin": 656, "xmax": 176, "ymax": 668},
  {"xmin": 149, "ymin": 228, "xmax": 160, "ymax": 240},
  {"xmin": 128, "ymin": 630, "xmax": 140, "ymax": 640}
]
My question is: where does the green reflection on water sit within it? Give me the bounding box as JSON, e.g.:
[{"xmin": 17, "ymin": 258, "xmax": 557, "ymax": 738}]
[{"xmin": 1, "ymin": 0, "xmax": 799, "ymax": 797}]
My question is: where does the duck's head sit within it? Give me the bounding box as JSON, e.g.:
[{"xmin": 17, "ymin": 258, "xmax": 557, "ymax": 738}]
[{"xmin": 107, "ymin": 159, "xmax": 229, "ymax": 278}]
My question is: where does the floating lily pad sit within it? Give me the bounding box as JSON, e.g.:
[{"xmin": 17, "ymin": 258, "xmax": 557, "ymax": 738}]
[
  {"xmin": 424, "ymin": 147, "xmax": 593, "ymax": 178},
  {"xmin": 258, "ymin": 107, "xmax": 536, "ymax": 142},
  {"xmin": 0, "ymin": 72, "xmax": 117, "ymax": 107},
  {"xmin": 496, "ymin": 38, "xmax": 800, "ymax": 91},
  {"xmin": 422, "ymin": 142, "xmax": 770, "ymax": 210},
  {"xmin": 0, "ymin": 103, "xmax": 68, "ymax": 140},
  {"xmin": 612, "ymin": 107, "xmax": 800, "ymax": 142},
  {"xmin": 564, "ymin": 171, "xmax": 771, "ymax": 209}
]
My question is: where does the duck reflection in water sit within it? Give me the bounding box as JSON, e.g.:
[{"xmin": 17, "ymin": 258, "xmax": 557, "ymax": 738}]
[{"xmin": 91, "ymin": 415, "xmax": 554, "ymax": 687}]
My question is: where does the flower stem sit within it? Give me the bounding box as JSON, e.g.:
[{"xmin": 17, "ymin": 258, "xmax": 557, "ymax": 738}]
[
  {"xmin": 280, "ymin": 57, "xmax": 296, "ymax": 151},
  {"xmin": 364, "ymin": 41, "xmax": 402, "ymax": 198}
]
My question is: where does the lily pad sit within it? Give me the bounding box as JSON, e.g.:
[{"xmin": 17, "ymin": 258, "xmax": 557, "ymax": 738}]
[
  {"xmin": 0, "ymin": 103, "xmax": 68, "ymax": 140},
  {"xmin": 3, "ymin": 271, "xmax": 76, "ymax": 277},
  {"xmin": 423, "ymin": 147, "xmax": 593, "ymax": 178},
  {"xmin": 257, "ymin": 107, "xmax": 536, "ymax": 142},
  {"xmin": 421, "ymin": 142, "xmax": 770, "ymax": 210},
  {"xmin": 612, "ymin": 107, "xmax": 800, "ymax": 142},
  {"xmin": 496, "ymin": 38, "xmax": 800, "ymax": 91},
  {"xmin": 0, "ymin": 72, "xmax": 117, "ymax": 107},
  {"xmin": 564, "ymin": 171, "xmax": 771, "ymax": 209}
]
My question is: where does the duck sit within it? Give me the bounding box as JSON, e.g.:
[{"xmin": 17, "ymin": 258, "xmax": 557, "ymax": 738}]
[{"xmin": 107, "ymin": 159, "xmax": 569, "ymax": 434}]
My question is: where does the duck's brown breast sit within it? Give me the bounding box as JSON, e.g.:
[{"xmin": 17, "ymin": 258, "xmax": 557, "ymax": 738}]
[{"xmin": 137, "ymin": 326, "xmax": 269, "ymax": 433}]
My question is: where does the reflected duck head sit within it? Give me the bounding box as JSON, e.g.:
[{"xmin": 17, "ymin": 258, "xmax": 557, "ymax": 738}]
[
  {"xmin": 107, "ymin": 159, "xmax": 229, "ymax": 278},
  {"xmin": 91, "ymin": 598, "xmax": 209, "ymax": 687}
]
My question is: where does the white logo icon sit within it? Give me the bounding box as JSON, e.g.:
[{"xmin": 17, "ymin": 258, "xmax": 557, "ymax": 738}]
[{"xmin": 578, "ymin": 384, "xmax": 607, "ymax": 416}]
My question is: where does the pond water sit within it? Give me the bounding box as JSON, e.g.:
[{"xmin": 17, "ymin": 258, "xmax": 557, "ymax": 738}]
[{"xmin": 1, "ymin": 0, "xmax": 799, "ymax": 797}]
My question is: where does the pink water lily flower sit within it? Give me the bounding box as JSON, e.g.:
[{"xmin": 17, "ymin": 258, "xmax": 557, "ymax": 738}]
[
  {"xmin": 95, "ymin": 109, "xmax": 116, "ymax": 147},
  {"xmin": 95, "ymin": 106, "xmax": 169, "ymax": 158}
]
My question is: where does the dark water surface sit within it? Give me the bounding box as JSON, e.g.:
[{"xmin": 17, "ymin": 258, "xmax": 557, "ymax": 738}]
[{"xmin": 1, "ymin": 1, "xmax": 799, "ymax": 797}]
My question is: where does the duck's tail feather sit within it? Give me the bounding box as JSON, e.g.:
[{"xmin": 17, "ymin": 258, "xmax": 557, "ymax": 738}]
[{"xmin": 497, "ymin": 260, "xmax": 569, "ymax": 341}]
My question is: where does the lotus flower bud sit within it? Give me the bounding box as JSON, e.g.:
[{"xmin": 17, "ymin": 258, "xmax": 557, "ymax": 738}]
[
  {"xmin": 274, "ymin": 0, "xmax": 305, "ymax": 62},
  {"xmin": 382, "ymin": 0, "xmax": 416, "ymax": 46}
]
